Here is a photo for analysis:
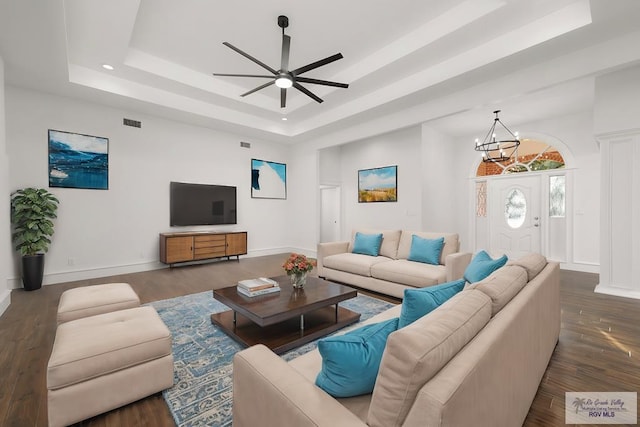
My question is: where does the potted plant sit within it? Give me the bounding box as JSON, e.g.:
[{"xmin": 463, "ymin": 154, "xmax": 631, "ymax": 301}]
[{"xmin": 10, "ymin": 187, "xmax": 59, "ymax": 291}]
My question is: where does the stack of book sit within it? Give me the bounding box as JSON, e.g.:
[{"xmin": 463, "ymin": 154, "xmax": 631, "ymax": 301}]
[{"xmin": 237, "ymin": 277, "xmax": 280, "ymax": 297}]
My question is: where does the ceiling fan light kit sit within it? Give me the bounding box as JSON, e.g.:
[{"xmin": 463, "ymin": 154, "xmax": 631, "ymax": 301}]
[
  {"xmin": 474, "ymin": 110, "xmax": 521, "ymax": 163},
  {"xmin": 213, "ymin": 15, "xmax": 349, "ymax": 108}
]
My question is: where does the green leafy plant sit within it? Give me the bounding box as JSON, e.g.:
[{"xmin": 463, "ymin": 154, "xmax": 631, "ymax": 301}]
[{"xmin": 10, "ymin": 188, "xmax": 59, "ymax": 256}]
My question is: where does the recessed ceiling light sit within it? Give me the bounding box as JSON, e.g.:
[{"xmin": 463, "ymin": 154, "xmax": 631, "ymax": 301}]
[
  {"xmin": 102, "ymin": 64, "xmax": 114, "ymax": 71},
  {"xmin": 281, "ymin": 117, "xmax": 288, "ymax": 121}
]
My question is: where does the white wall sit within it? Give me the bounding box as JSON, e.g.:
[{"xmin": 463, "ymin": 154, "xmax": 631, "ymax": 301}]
[
  {"xmin": 5, "ymin": 86, "xmax": 291, "ymax": 287},
  {"xmin": 594, "ymin": 65, "xmax": 640, "ymax": 136},
  {"xmin": 287, "ymin": 147, "xmax": 320, "ymax": 256},
  {"xmin": 420, "ymin": 125, "xmax": 462, "ymax": 234},
  {"xmin": 318, "ymin": 146, "xmax": 341, "ymax": 185},
  {"xmin": 337, "ymin": 126, "xmax": 423, "ymax": 237},
  {"xmin": 0, "ymin": 56, "xmax": 12, "ymax": 314}
]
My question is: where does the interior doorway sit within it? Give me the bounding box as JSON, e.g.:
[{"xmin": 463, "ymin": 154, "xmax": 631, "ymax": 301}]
[{"xmin": 320, "ymin": 186, "xmax": 341, "ymax": 243}]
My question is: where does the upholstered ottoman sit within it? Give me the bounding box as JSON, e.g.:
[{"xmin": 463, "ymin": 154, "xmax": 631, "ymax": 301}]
[
  {"xmin": 57, "ymin": 282, "xmax": 140, "ymax": 325},
  {"xmin": 47, "ymin": 306, "xmax": 174, "ymax": 427}
]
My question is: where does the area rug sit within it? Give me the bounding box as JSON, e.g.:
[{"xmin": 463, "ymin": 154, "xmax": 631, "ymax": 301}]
[{"xmin": 149, "ymin": 291, "xmax": 396, "ymax": 427}]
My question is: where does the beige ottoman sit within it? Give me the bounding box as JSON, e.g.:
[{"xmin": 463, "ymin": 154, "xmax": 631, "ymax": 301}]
[
  {"xmin": 47, "ymin": 306, "xmax": 174, "ymax": 427},
  {"xmin": 57, "ymin": 282, "xmax": 140, "ymax": 325}
]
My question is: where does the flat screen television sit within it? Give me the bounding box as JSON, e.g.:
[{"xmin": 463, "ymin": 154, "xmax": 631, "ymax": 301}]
[{"xmin": 170, "ymin": 181, "xmax": 237, "ymax": 226}]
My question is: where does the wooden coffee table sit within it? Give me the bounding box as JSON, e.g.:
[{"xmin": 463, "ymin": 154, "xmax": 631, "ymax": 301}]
[{"xmin": 211, "ymin": 276, "xmax": 360, "ymax": 354}]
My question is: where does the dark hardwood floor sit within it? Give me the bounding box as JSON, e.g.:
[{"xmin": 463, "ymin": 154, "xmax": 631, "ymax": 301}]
[{"xmin": 0, "ymin": 255, "xmax": 637, "ymax": 426}]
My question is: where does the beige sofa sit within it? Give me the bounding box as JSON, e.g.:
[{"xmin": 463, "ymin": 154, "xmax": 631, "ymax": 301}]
[
  {"xmin": 233, "ymin": 253, "xmax": 560, "ymax": 427},
  {"xmin": 318, "ymin": 229, "xmax": 472, "ymax": 299}
]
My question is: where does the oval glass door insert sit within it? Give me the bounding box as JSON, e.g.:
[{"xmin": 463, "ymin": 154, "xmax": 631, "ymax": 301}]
[{"xmin": 505, "ymin": 188, "xmax": 526, "ymax": 229}]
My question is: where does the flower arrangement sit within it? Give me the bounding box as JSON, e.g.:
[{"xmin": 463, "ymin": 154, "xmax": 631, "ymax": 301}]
[{"xmin": 282, "ymin": 253, "xmax": 316, "ymax": 276}]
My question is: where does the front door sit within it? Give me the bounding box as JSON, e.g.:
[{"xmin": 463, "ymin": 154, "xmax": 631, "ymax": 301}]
[{"xmin": 489, "ymin": 175, "xmax": 541, "ymax": 259}]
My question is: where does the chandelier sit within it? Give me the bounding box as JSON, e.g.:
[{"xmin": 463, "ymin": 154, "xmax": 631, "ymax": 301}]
[{"xmin": 474, "ymin": 110, "xmax": 520, "ymax": 163}]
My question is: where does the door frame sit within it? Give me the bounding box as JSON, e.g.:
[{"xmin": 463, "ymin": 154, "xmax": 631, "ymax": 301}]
[{"xmin": 470, "ymin": 169, "xmax": 573, "ymax": 261}]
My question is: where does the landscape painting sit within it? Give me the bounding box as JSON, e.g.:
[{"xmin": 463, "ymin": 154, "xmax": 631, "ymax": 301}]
[
  {"xmin": 358, "ymin": 165, "xmax": 397, "ymax": 203},
  {"xmin": 251, "ymin": 159, "xmax": 286, "ymax": 199},
  {"xmin": 48, "ymin": 129, "xmax": 109, "ymax": 190}
]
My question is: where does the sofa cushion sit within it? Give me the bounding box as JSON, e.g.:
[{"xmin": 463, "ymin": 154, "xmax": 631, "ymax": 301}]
[
  {"xmin": 367, "ymin": 289, "xmax": 492, "ymax": 427},
  {"xmin": 370, "ymin": 259, "xmax": 445, "ymax": 287},
  {"xmin": 352, "ymin": 232, "xmax": 383, "ymax": 256},
  {"xmin": 398, "ymin": 279, "xmax": 465, "ymax": 328},
  {"xmin": 463, "ymin": 250, "xmax": 508, "ymax": 283},
  {"xmin": 507, "ymin": 252, "xmax": 547, "ymax": 281},
  {"xmin": 315, "ymin": 318, "xmax": 399, "ymax": 398},
  {"xmin": 397, "ymin": 231, "xmax": 459, "ymax": 264},
  {"xmin": 56, "ymin": 282, "xmax": 140, "ymax": 325},
  {"xmin": 47, "ymin": 306, "xmax": 172, "ymax": 390},
  {"xmin": 348, "ymin": 229, "xmax": 402, "ymax": 259},
  {"xmin": 407, "ymin": 235, "xmax": 444, "ymax": 265},
  {"xmin": 466, "ymin": 264, "xmax": 528, "ymax": 316},
  {"xmin": 323, "ymin": 253, "xmax": 392, "ymax": 277}
]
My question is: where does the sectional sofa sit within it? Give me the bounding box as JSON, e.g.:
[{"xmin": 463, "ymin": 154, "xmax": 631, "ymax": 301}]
[
  {"xmin": 317, "ymin": 229, "xmax": 472, "ymax": 299},
  {"xmin": 233, "ymin": 253, "xmax": 559, "ymax": 427}
]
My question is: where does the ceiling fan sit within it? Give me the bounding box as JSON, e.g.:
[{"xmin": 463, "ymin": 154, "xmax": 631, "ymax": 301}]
[{"xmin": 213, "ymin": 15, "xmax": 349, "ymax": 108}]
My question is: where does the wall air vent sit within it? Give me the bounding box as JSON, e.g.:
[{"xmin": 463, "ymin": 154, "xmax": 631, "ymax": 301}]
[
  {"xmin": 240, "ymin": 141, "xmax": 251, "ymax": 149},
  {"xmin": 123, "ymin": 118, "xmax": 142, "ymax": 128}
]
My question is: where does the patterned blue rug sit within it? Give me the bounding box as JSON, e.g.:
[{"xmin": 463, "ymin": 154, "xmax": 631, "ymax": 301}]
[{"xmin": 149, "ymin": 291, "xmax": 395, "ymax": 427}]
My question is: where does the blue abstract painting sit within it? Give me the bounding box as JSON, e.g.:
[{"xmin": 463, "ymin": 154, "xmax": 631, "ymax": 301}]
[
  {"xmin": 251, "ymin": 158, "xmax": 286, "ymax": 199},
  {"xmin": 48, "ymin": 129, "xmax": 109, "ymax": 190}
]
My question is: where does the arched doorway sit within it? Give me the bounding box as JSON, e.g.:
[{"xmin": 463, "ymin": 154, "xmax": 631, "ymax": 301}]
[{"xmin": 472, "ymin": 137, "xmax": 571, "ymax": 261}]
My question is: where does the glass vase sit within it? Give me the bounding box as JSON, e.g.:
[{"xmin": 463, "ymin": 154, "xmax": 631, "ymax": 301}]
[{"xmin": 290, "ymin": 271, "xmax": 307, "ymax": 289}]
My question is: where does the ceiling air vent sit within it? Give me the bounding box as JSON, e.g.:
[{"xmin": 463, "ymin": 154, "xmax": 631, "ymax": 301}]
[
  {"xmin": 123, "ymin": 118, "xmax": 142, "ymax": 128},
  {"xmin": 240, "ymin": 141, "xmax": 251, "ymax": 149}
]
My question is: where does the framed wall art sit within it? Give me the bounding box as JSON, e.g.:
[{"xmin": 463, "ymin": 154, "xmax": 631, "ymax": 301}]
[
  {"xmin": 358, "ymin": 165, "xmax": 397, "ymax": 203},
  {"xmin": 48, "ymin": 129, "xmax": 109, "ymax": 190},
  {"xmin": 251, "ymin": 158, "xmax": 287, "ymax": 199}
]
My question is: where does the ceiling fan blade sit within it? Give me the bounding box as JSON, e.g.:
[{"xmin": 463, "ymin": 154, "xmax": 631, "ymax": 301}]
[
  {"xmin": 295, "ymin": 77, "xmax": 349, "ymax": 88},
  {"xmin": 280, "ymin": 88, "xmax": 287, "ymax": 108},
  {"xmin": 222, "ymin": 42, "xmax": 277, "ymax": 75},
  {"xmin": 292, "ymin": 53, "xmax": 343, "ymax": 76},
  {"xmin": 241, "ymin": 80, "xmax": 275, "ymax": 97},
  {"xmin": 281, "ymin": 34, "xmax": 291, "ymax": 71},
  {"xmin": 293, "ymin": 82, "xmax": 323, "ymax": 103},
  {"xmin": 213, "ymin": 73, "xmax": 275, "ymax": 78}
]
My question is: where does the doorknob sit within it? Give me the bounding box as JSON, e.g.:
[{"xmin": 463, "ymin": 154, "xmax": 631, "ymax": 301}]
[
  {"xmin": 534, "ymin": 216, "xmax": 539, "ymax": 220},
  {"xmin": 534, "ymin": 223, "xmax": 539, "ymax": 227}
]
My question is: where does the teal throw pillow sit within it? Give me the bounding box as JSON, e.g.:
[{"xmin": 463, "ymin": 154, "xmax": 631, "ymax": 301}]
[
  {"xmin": 463, "ymin": 250, "xmax": 508, "ymax": 283},
  {"xmin": 352, "ymin": 232, "xmax": 383, "ymax": 257},
  {"xmin": 315, "ymin": 317, "xmax": 399, "ymax": 397},
  {"xmin": 407, "ymin": 235, "xmax": 444, "ymax": 265},
  {"xmin": 398, "ymin": 279, "xmax": 465, "ymax": 328}
]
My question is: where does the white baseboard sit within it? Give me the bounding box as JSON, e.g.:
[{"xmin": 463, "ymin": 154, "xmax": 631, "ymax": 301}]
[
  {"xmin": 7, "ymin": 249, "xmax": 319, "ymax": 289},
  {"xmin": 594, "ymin": 284, "xmax": 640, "ymax": 300},
  {"xmin": 8, "ymin": 261, "xmax": 167, "ymax": 289},
  {"xmin": 559, "ymin": 262, "xmax": 599, "ymax": 274},
  {"xmin": 0, "ymin": 289, "xmax": 11, "ymax": 317},
  {"xmin": 243, "ymin": 247, "xmax": 318, "ymax": 259}
]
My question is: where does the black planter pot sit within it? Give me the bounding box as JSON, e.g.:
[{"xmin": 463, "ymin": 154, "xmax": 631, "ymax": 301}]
[{"xmin": 22, "ymin": 254, "xmax": 45, "ymax": 291}]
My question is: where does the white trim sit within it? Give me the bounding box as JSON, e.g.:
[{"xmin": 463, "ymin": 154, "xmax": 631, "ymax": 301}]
[
  {"xmin": 594, "ymin": 284, "xmax": 640, "ymax": 300},
  {"xmin": 560, "ymin": 262, "xmax": 599, "ymax": 274},
  {"xmin": 0, "ymin": 289, "xmax": 10, "ymax": 317},
  {"xmin": 6, "ymin": 248, "xmax": 318, "ymax": 289},
  {"xmin": 8, "ymin": 261, "xmax": 167, "ymax": 288},
  {"xmin": 594, "ymin": 127, "xmax": 640, "ymax": 145}
]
